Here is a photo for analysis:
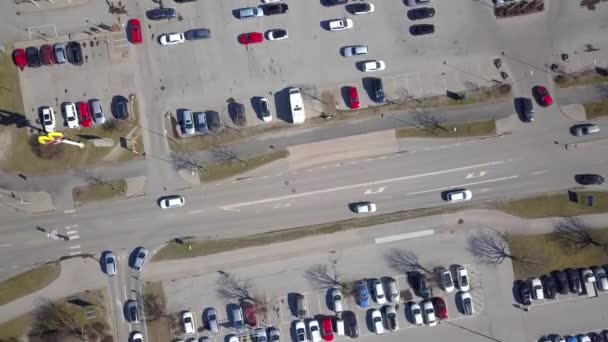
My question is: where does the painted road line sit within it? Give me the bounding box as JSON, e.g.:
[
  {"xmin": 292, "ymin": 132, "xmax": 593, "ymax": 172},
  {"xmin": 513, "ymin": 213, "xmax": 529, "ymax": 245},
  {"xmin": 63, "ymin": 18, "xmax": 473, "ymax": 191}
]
[
  {"xmin": 0, "ymin": 244, "xmax": 13, "ymax": 248},
  {"xmin": 68, "ymin": 235, "xmax": 80, "ymax": 240},
  {"xmin": 375, "ymin": 229, "xmax": 435, "ymax": 244},
  {"xmin": 66, "ymin": 230, "xmax": 78, "ymax": 235},
  {"xmin": 532, "ymin": 170, "xmax": 548, "ymax": 175},
  {"xmin": 69, "ymin": 251, "xmax": 82, "ymax": 256},
  {"xmin": 406, "ymin": 175, "xmax": 519, "ymax": 196},
  {"xmin": 188, "ymin": 209, "xmax": 206, "ymax": 214},
  {"xmin": 69, "ymin": 245, "xmax": 81, "ymax": 249},
  {"xmin": 64, "ymin": 209, "xmax": 76, "ymax": 214},
  {"xmin": 222, "ymin": 160, "xmax": 507, "ymax": 209}
]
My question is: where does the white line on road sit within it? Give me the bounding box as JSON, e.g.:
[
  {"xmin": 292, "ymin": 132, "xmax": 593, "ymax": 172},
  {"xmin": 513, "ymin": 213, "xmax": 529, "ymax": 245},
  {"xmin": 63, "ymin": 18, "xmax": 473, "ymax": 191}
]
[
  {"xmin": 375, "ymin": 229, "xmax": 435, "ymax": 244},
  {"xmin": 0, "ymin": 244, "xmax": 13, "ymax": 248},
  {"xmin": 188, "ymin": 209, "xmax": 206, "ymax": 214},
  {"xmin": 69, "ymin": 251, "xmax": 82, "ymax": 256},
  {"xmin": 68, "ymin": 235, "xmax": 80, "ymax": 240},
  {"xmin": 406, "ymin": 175, "xmax": 519, "ymax": 195},
  {"xmin": 69, "ymin": 245, "xmax": 81, "ymax": 249},
  {"xmin": 66, "ymin": 230, "xmax": 79, "ymax": 235},
  {"xmin": 64, "ymin": 209, "xmax": 76, "ymax": 214},
  {"xmin": 532, "ymin": 170, "xmax": 548, "ymax": 175},
  {"xmin": 222, "ymin": 160, "xmax": 507, "ymax": 209}
]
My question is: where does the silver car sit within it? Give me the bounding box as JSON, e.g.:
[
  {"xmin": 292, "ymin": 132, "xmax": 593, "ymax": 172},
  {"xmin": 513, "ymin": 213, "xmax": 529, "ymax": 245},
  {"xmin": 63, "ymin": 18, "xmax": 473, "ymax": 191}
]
[
  {"xmin": 182, "ymin": 110, "xmax": 195, "ymax": 135},
  {"xmin": 238, "ymin": 7, "xmax": 264, "ymax": 19},
  {"xmin": 206, "ymin": 308, "xmax": 220, "ymax": 334},
  {"xmin": 53, "ymin": 43, "xmax": 66, "ymax": 64},
  {"xmin": 571, "ymin": 123, "xmax": 600, "ymax": 136},
  {"xmin": 105, "ymin": 252, "xmax": 116, "ymax": 276},
  {"xmin": 127, "ymin": 300, "xmax": 140, "ymax": 323},
  {"xmin": 132, "ymin": 247, "xmax": 148, "ymax": 271},
  {"xmin": 341, "ymin": 45, "xmax": 368, "ymax": 57},
  {"xmin": 90, "ymin": 99, "xmax": 105, "ymax": 124}
]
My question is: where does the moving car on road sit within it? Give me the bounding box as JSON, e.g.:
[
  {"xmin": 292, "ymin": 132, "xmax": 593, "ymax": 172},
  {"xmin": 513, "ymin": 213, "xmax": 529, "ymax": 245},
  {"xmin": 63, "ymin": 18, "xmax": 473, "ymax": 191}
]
[
  {"xmin": 160, "ymin": 33, "xmax": 185, "ymax": 45},
  {"xmin": 127, "ymin": 300, "xmax": 140, "ymax": 323},
  {"xmin": 328, "ymin": 19, "xmax": 354, "ymax": 31},
  {"xmin": 352, "ymin": 202, "xmax": 376, "ymax": 213},
  {"xmin": 575, "ymin": 174, "xmax": 604, "ymax": 185},
  {"xmin": 444, "ymin": 189, "xmax": 472, "ymax": 202},
  {"xmin": 132, "ymin": 247, "xmax": 148, "ymax": 271},
  {"xmin": 570, "ymin": 123, "xmax": 600, "ymax": 136},
  {"xmin": 41, "ymin": 107, "xmax": 55, "ymax": 132}
]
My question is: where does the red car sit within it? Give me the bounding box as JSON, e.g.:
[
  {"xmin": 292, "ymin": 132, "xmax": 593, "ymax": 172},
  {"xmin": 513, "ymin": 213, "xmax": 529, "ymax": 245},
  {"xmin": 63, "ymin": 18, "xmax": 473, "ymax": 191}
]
[
  {"xmin": 239, "ymin": 32, "xmax": 264, "ymax": 45},
  {"xmin": 322, "ymin": 317, "xmax": 334, "ymax": 342},
  {"xmin": 40, "ymin": 45, "xmax": 55, "ymax": 65},
  {"xmin": 128, "ymin": 19, "xmax": 143, "ymax": 44},
  {"xmin": 533, "ymin": 85, "xmax": 553, "ymax": 107},
  {"xmin": 349, "ymin": 86, "xmax": 360, "ymax": 109},
  {"xmin": 241, "ymin": 300, "xmax": 257, "ymax": 326},
  {"xmin": 433, "ymin": 297, "xmax": 448, "ymax": 320},
  {"xmin": 78, "ymin": 102, "xmax": 92, "ymax": 128},
  {"xmin": 12, "ymin": 48, "xmax": 27, "ymax": 69}
]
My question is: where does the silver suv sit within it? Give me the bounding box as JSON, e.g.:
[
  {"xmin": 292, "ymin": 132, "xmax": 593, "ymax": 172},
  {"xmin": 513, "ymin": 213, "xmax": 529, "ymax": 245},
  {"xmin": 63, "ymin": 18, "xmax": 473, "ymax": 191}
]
[{"xmin": 90, "ymin": 99, "xmax": 105, "ymax": 124}]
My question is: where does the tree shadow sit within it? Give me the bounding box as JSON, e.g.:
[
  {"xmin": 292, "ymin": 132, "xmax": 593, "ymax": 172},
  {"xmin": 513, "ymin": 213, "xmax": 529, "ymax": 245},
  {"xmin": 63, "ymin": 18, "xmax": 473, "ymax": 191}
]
[{"xmin": 0, "ymin": 109, "xmax": 37, "ymax": 130}]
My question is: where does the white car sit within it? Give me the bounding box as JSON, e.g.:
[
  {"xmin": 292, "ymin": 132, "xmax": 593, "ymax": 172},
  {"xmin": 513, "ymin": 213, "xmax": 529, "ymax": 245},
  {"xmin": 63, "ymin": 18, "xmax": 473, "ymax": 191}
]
[
  {"xmin": 267, "ymin": 29, "xmax": 288, "ymax": 41},
  {"xmin": 295, "ymin": 320, "xmax": 307, "ymax": 342},
  {"xmin": 354, "ymin": 202, "xmax": 376, "ymax": 213},
  {"xmin": 64, "ymin": 102, "xmax": 79, "ymax": 128},
  {"xmin": 182, "ymin": 311, "xmax": 195, "ymax": 335},
  {"xmin": 577, "ymin": 335, "xmax": 591, "ymax": 342},
  {"xmin": 328, "ymin": 19, "xmax": 353, "ymax": 31},
  {"xmin": 441, "ymin": 269, "xmax": 455, "ymax": 293},
  {"xmin": 331, "ymin": 288, "xmax": 343, "ymax": 313},
  {"xmin": 159, "ymin": 195, "xmax": 185, "ymax": 209},
  {"xmin": 308, "ymin": 319, "xmax": 321, "ymax": 342},
  {"xmin": 592, "ymin": 266, "xmax": 608, "ymax": 291},
  {"xmin": 372, "ymin": 279, "xmax": 386, "ymax": 304},
  {"xmin": 41, "ymin": 107, "xmax": 55, "ymax": 132},
  {"xmin": 530, "ymin": 278, "xmax": 543, "ymax": 300},
  {"xmin": 350, "ymin": 2, "xmax": 375, "ymax": 14},
  {"xmin": 229, "ymin": 335, "xmax": 239, "ymax": 342},
  {"xmin": 104, "ymin": 252, "xmax": 116, "ymax": 276},
  {"xmin": 445, "ymin": 189, "xmax": 472, "ymax": 202},
  {"xmin": 254, "ymin": 328, "xmax": 267, "ymax": 342},
  {"xmin": 361, "ymin": 60, "xmax": 386, "ymax": 72},
  {"xmin": 341, "ymin": 45, "xmax": 368, "ymax": 57},
  {"xmin": 131, "ymin": 332, "xmax": 143, "ymax": 342},
  {"xmin": 456, "ymin": 266, "xmax": 470, "ymax": 291},
  {"xmin": 160, "ymin": 32, "xmax": 185, "ymax": 45},
  {"xmin": 421, "ymin": 300, "xmax": 436, "ymax": 326},
  {"xmin": 269, "ymin": 327, "xmax": 280, "ymax": 342},
  {"xmin": 458, "ymin": 291, "xmax": 475, "ymax": 315},
  {"xmin": 371, "ymin": 309, "xmax": 384, "ymax": 335},
  {"xmin": 409, "ymin": 303, "xmax": 423, "ymax": 325}
]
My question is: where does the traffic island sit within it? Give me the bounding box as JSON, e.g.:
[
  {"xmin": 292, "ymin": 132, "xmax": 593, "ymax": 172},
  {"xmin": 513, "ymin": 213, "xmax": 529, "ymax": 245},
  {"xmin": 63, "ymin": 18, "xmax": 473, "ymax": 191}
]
[
  {"xmin": 395, "ymin": 119, "xmax": 496, "ymax": 139},
  {"xmin": 492, "ymin": 190, "xmax": 608, "ymax": 219},
  {"xmin": 554, "ymin": 68, "xmax": 608, "ymax": 88},
  {"xmin": 72, "ymin": 178, "xmax": 127, "ymax": 207},
  {"xmin": 494, "ymin": 0, "xmax": 544, "ymax": 19},
  {"xmin": 0, "ymin": 263, "xmax": 61, "ymax": 307},
  {"xmin": 583, "ymin": 99, "xmax": 608, "ymax": 119}
]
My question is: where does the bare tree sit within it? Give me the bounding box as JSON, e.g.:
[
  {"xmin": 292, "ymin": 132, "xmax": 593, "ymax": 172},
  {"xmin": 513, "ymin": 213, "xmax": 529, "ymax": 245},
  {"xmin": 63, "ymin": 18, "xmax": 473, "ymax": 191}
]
[
  {"xmin": 384, "ymin": 249, "xmax": 433, "ymax": 275},
  {"xmin": 139, "ymin": 293, "xmax": 168, "ymax": 322},
  {"xmin": 211, "ymin": 146, "xmax": 247, "ymax": 166},
  {"xmin": 216, "ymin": 273, "xmax": 255, "ymax": 303},
  {"xmin": 30, "ymin": 298, "xmax": 86, "ymax": 341},
  {"xmin": 553, "ymin": 217, "xmax": 608, "ymax": 253},
  {"xmin": 414, "ymin": 111, "xmax": 448, "ymax": 132},
  {"xmin": 304, "ymin": 264, "xmax": 342, "ymax": 289},
  {"xmin": 106, "ymin": 0, "xmax": 127, "ymax": 14},
  {"xmin": 170, "ymin": 151, "xmax": 207, "ymax": 173},
  {"xmin": 74, "ymin": 168, "xmax": 115, "ymax": 189},
  {"xmin": 466, "ymin": 229, "xmax": 520, "ymax": 263}
]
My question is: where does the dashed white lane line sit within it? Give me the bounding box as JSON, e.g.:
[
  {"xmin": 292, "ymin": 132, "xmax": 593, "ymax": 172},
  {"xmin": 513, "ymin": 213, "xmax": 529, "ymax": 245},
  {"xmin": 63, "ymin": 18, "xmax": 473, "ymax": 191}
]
[
  {"xmin": 66, "ymin": 230, "xmax": 78, "ymax": 235},
  {"xmin": 532, "ymin": 170, "xmax": 548, "ymax": 175},
  {"xmin": 0, "ymin": 244, "xmax": 13, "ymax": 248},
  {"xmin": 187, "ymin": 209, "xmax": 206, "ymax": 214},
  {"xmin": 375, "ymin": 229, "xmax": 435, "ymax": 244},
  {"xmin": 64, "ymin": 209, "xmax": 76, "ymax": 214},
  {"xmin": 222, "ymin": 160, "xmax": 506, "ymax": 209},
  {"xmin": 406, "ymin": 175, "xmax": 519, "ymax": 196},
  {"xmin": 69, "ymin": 245, "xmax": 81, "ymax": 249}
]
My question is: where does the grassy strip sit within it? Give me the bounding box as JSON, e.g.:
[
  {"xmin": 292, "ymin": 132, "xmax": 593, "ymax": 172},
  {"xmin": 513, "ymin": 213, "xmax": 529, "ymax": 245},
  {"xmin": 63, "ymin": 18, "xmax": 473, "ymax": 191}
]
[
  {"xmin": 0, "ymin": 263, "xmax": 60, "ymax": 306},
  {"xmin": 508, "ymin": 229, "xmax": 608, "ymax": 279},
  {"xmin": 200, "ymin": 149, "xmax": 289, "ymax": 183},
  {"xmin": 152, "ymin": 204, "xmax": 469, "ymax": 262},
  {"xmin": 73, "ymin": 179, "xmax": 127, "ymax": 207},
  {"xmin": 555, "ymin": 71, "xmax": 608, "ymax": 89},
  {"xmin": 494, "ymin": 190, "xmax": 608, "ymax": 219},
  {"xmin": 143, "ymin": 282, "xmax": 172, "ymax": 342},
  {"xmin": 395, "ymin": 120, "xmax": 496, "ymax": 139},
  {"xmin": 0, "ymin": 313, "xmax": 32, "ymax": 341},
  {"xmin": 583, "ymin": 99, "xmax": 608, "ymax": 120},
  {"xmin": 170, "ymin": 84, "xmax": 511, "ymax": 152},
  {"xmin": 0, "ymin": 48, "xmax": 24, "ymax": 113}
]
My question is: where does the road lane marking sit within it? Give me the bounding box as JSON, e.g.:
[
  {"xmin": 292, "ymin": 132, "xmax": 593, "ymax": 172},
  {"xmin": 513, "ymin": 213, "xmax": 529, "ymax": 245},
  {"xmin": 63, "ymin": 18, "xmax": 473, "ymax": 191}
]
[
  {"xmin": 375, "ymin": 229, "xmax": 435, "ymax": 244},
  {"xmin": 0, "ymin": 244, "xmax": 12, "ymax": 248},
  {"xmin": 68, "ymin": 235, "xmax": 80, "ymax": 240},
  {"xmin": 69, "ymin": 251, "xmax": 82, "ymax": 256},
  {"xmin": 69, "ymin": 245, "xmax": 81, "ymax": 249},
  {"xmin": 532, "ymin": 170, "xmax": 548, "ymax": 175},
  {"xmin": 364, "ymin": 187, "xmax": 386, "ymax": 195},
  {"xmin": 66, "ymin": 230, "xmax": 78, "ymax": 235},
  {"xmin": 64, "ymin": 209, "xmax": 76, "ymax": 214},
  {"xmin": 188, "ymin": 209, "xmax": 206, "ymax": 214},
  {"xmin": 406, "ymin": 175, "xmax": 519, "ymax": 195},
  {"xmin": 465, "ymin": 171, "xmax": 487, "ymax": 179},
  {"xmin": 222, "ymin": 160, "xmax": 506, "ymax": 209}
]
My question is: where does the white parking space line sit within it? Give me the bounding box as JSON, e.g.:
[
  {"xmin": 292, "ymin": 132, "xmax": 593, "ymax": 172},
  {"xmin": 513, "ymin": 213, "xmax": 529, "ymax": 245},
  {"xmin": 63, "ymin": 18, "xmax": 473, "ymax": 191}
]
[{"xmin": 375, "ymin": 229, "xmax": 435, "ymax": 244}]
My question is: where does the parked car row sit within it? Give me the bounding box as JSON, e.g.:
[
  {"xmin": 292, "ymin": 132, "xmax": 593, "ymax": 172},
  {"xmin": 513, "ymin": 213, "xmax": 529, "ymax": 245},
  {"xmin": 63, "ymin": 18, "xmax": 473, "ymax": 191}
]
[
  {"xmin": 539, "ymin": 330, "xmax": 608, "ymax": 342},
  {"xmin": 13, "ymin": 42, "xmax": 83, "ymax": 69},
  {"xmin": 405, "ymin": 0, "xmax": 436, "ymax": 36},
  {"xmin": 158, "ymin": 28, "xmax": 212, "ymax": 46},
  {"xmin": 515, "ymin": 266, "xmax": 608, "ymax": 305},
  {"xmin": 235, "ymin": 3, "xmax": 289, "ymax": 45},
  {"xmin": 39, "ymin": 97, "xmax": 130, "ymax": 132},
  {"xmin": 179, "ymin": 109, "xmax": 221, "ymax": 135}
]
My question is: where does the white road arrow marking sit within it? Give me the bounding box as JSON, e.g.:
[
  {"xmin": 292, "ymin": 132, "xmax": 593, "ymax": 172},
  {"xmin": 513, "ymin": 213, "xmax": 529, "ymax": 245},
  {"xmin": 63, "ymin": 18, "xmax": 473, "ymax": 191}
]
[
  {"xmin": 272, "ymin": 202, "xmax": 292, "ymax": 209},
  {"xmin": 364, "ymin": 187, "xmax": 386, "ymax": 195},
  {"xmin": 466, "ymin": 171, "xmax": 487, "ymax": 179}
]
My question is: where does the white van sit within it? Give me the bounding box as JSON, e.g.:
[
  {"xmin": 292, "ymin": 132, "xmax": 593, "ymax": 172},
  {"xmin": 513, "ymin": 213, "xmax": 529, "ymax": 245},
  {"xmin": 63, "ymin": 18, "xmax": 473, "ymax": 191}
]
[{"xmin": 289, "ymin": 87, "xmax": 306, "ymax": 124}]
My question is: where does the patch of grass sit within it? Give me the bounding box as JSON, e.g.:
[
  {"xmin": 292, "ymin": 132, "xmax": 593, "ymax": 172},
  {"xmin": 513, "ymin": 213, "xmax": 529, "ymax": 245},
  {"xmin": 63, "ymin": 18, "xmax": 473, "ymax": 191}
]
[
  {"xmin": 395, "ymin": 120, "xmax": 496, "ymax": 139},
  {"xmin": 73, "ymin": 179, "xmax": 127, "ymax": 206},
  {"xmin": 172, "ymin": 124, "xmax": 290, "ymax": 152},
  {"xmin": 508, "ymin": 229, "xmax": 608, "ymax": 279},
  {"xmin": 583, "ymin": 99, "xmax": 608, "ymax": 120},
  {"xmin": 494, "ymin": 190, "xmax": 608, "ymax": 219},
  {"xmin": 0, "ymin": 263, "xmax": 60, "ymax": 306},
  {"xmin": 0, "ymin": 48, "xmax": 24, "ymax": 113},
  {"xmin": 200, "ymin": 149, "xmax": 289, "ymax": 183},
  {"xmin": 555, "ymin": 71, "xmax": 608, "ymax": 88},
  {"xmin": 143, "ymin": 282, "xmax": 172, "ymax": 342},
  {"xmin": 0, "ymin": 313, "xmax": 32, "ymax": 341},
  {"xmin": 152, "ymin": 204, "xmax": 470, "ymax": 262}
]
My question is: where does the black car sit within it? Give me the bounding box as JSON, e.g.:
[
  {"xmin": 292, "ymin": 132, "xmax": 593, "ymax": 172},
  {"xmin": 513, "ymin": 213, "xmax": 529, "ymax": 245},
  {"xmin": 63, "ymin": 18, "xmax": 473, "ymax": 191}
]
[
  {"xmin": 516, "ymin": 280, "xmax": 532, "ymax": 305},
  {"xmin": 540, "ymin": 275, "xmax": 557, "ymax": 299},
  {"xmin": 575, "ymin": 174, "xmax": 605, "ymax": 185},
  {"xmin": 566, "ymin": 268, "xmax": 583, "ymax": 294},
  {"xmin": 410, "ymin": 24, "xmax": 435, "ymax": 36},
  {"xmin": 232, "ymin": 103, "xmax": 247, "ymax": 126},
  {"xmin": 146, "ymin": 7, "xmax": 177, "ymax": 20},
  {"xmin": 347, "ymin": 3, "xmax": 373, "ymax": 13},
  {"xmin": 516, "ymin": 97, "xmax": 534, "ymax": 123},
  {"xmin": 174, "ymin": 0, "xmax": 196, "ymax": 2},
  {"xmin": 551, "ymin": 270, "xmax": 569, "ymax": 295},
  {"xmin": 342, "ymin": 311, "xmax": 358, "ymax": 338},
  {"xmin": 205, "ymin": 111, "xmax": 221, "ymax": 132},
  {"xmin": 66, "ymin": 42, "xmax": 83, "ymax": 66},
  {"xmin": 370, "ymin": 78, "xmax": 385, "ymax": 103},
  {"xmin": 408, "ymin": 7, "xmax": 436, "ymax": 20},
  {"xmin": 323, "ymin": 0, "xmax": 348, "ymax": 6},
  {"xmin": 261, "ymin": 3, "xmax": 288, "ymax": 15},
  {"xmin": 112, "ymin": 96, "xmax": 129, "ymax": 120},
  {"xmin": 413, "ymin": 273, "xmax": 430, "ymax": 298},
  {"xmin": 184, "ymin": 28, "xmax": 211, "ymax": 40},
  {"xmin": 25, "ymin": 47, "xmax": 42, "ymax": 67}
]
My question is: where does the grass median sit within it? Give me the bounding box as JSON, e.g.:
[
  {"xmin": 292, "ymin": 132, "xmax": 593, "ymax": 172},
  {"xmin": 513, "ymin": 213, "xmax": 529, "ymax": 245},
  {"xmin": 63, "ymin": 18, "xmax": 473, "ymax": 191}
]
[
  {"xmin": 555, "ymin": 71, "xmax": 608, "ymax": 89},
  {"xmin": 200, "ymin": 149, "xmax": 289, "ymax": 183},
  {"xmin": 0, "ymin": 313, "xmax": 32, "ymax": 341},
  {"xmin": 143, "ymin": 281, "xmax": 172, "ymax": 342},
  {"xmin": 494, "ymin": 190, "xmax": 608, "ymax": 219},
  {"xmin": 508, "ymin": 228, "xmax": 608, "ymax": 279},
  {"xmin": 72, "ymin": 179, "xmax": 127, "ymax": 207},
  {"xmin": 0, "ymin": 262, "xmax": 61, "ymax": 306},
  {"xmin": 395, "ymin": 119, "xmax": 496, "ymax": 139},
  {"xmin": 584, "ymin": 99, "xmax": 608, "ymax": 120}
]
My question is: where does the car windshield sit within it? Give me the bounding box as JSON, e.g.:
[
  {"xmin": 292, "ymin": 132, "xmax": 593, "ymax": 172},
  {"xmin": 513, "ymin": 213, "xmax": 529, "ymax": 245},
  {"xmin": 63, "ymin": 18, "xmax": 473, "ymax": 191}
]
[
  {"xmin": 461, "ymin": 275, "xmax": 469, "ymax": 286},
  {"xmin": 373, "ymin": 317, "xmax": 381, "ymax": 323},
  {"xmin": 443, "ymin": 273, "xmax": 452, "ymax": 285},
  {"xmin": 138, "ymin": 252, "xmax": 145, "ymax": 258},
  {"xmin": 425, "ymin": 308, "xmax": 433, "ymax": 315},
  {"xmin": 184, "ymin": 317, "xmax": 192, "ymax": 323},
  {"xmin": 334, "ymin": 294, "xmax": 341, "ymax": 300},
  {"xmin": 311, "ymin": 326, "xmax": 318, "ymax": 332},
  {"xmin": 258, "ymin": 336, "xmax": 266, "ymax": 342},
  {"xmin": 412, "ymin": 308, "xmax": 420, "ymax": 315}
]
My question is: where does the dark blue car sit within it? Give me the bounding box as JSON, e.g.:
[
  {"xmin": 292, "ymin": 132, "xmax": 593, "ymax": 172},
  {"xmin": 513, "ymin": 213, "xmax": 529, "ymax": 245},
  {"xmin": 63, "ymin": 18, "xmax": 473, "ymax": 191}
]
[{"xmin": 357, "ymin": 280, "xmax": 370, "ymax": 307}]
